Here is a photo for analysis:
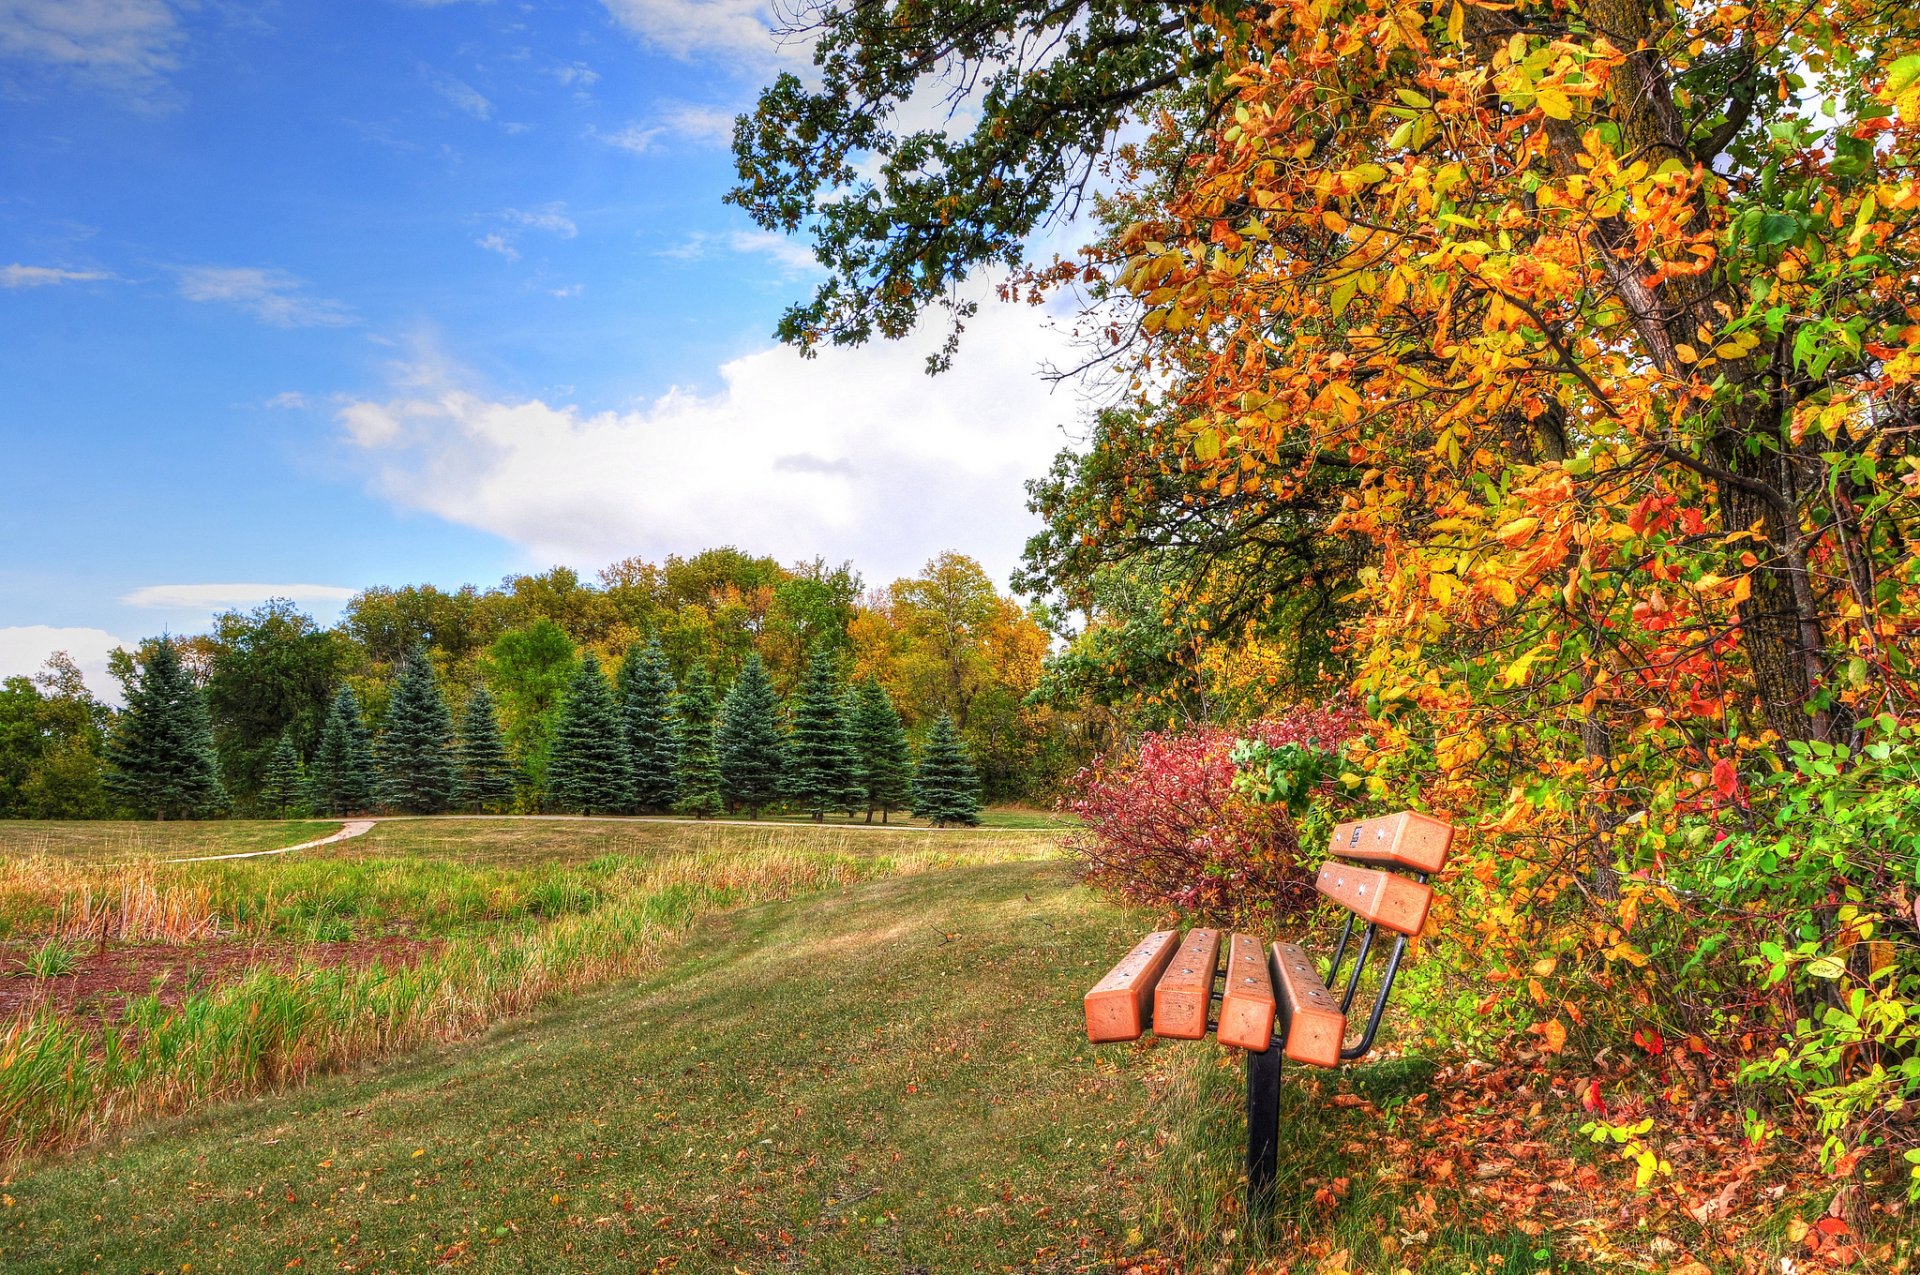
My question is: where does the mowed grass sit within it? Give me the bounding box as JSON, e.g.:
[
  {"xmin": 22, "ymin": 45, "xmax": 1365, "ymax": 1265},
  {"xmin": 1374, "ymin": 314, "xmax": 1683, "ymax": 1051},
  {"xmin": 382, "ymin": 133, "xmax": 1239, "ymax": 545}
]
[
  {"xmin": 2, "ymin": 843, "xmax": 1594, "ymax": 1275},
  {"xmin": 0, "ymin": 820, "xmax": 341, "ymax": 863},
  {"xmin": 1, "ymin": 859, "xmax": 1158, "ymax": 1273}
]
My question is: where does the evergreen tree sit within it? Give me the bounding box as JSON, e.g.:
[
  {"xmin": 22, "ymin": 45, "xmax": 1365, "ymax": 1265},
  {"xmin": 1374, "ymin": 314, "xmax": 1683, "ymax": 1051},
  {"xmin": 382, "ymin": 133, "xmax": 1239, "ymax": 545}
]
[
  {"xmin": 380, "ymin": 646, "xmax": 457, "ymax": 814},
  {"xmin": 782, "ymin": 650, "xmax": 863, "ymax": 821},
  {"xmin": 618, "ymin": 639, "xmax": 678, "ymax": 812},
  {"xmin": 671, "ymin": 666, "xmax": 724, "ymax": 818},
  {"xmin": 455, "ymin": 684, "xmax": 517, "ymax": 813},
  {"xmin": 717, "ymin": 653, "xmax": 785, "ymax": 818},
  {"xmin": 912, "ymin": 713, "xmax": 982, "ymax": 827},
  {"xmin": 262, "ymin": 733, "xmax": 308, "ymax": 817},
  {"xmin": 309, "ymin": 685, "xmax": 376, "ymax": 815},
  {"xmin": 104, "ymin": 638, "xmax": 226, "ymax": 820},
  {"xmin": 546, "ymin": 654, "xmax": 633, "ymax": 815},
  {"xmin": 850, "ymin": 678, "xmax": 913, "ymax": 823}
]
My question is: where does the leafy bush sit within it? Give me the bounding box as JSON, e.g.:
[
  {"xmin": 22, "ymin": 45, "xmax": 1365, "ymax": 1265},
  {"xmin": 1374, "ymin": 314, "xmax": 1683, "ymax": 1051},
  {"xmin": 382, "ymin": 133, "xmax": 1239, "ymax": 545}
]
[
  {"xmin": 21, "ymin": 939, "xmax": 83, "ymax": 979},
  {"xmin": 1657, "ymin": 717, "xmax": 1920, "ymax": 1195},
  {"xmin": 1065, "ymin": 706, "xmax": 1362, "ymax": 931}
]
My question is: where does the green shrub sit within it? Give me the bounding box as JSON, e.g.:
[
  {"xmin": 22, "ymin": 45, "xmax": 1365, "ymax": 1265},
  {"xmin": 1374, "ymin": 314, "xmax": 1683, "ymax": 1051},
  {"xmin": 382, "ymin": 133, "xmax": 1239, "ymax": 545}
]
[{"xmin": 20, "ymin": 939, "xmax": 84, "ymax": 979}]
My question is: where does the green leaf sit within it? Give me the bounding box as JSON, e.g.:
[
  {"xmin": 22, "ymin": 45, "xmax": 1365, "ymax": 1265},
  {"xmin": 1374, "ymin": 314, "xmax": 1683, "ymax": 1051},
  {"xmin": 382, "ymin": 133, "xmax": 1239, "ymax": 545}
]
[{"xmin": 1888, "ymin": 54, "xmax": 1920, "ymax": 96}]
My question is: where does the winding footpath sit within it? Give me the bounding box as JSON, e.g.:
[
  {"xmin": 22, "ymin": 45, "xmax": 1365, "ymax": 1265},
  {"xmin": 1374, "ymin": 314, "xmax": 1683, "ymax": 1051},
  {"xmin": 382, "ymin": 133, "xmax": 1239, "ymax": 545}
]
[{"xmin": 171, "ymin": 819, "xmax": 377, "ymax": 863}]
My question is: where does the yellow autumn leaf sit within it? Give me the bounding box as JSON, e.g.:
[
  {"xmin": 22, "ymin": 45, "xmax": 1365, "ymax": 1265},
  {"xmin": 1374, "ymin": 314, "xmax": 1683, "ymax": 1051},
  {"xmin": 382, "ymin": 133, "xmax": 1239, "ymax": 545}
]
[
  {"xmin": 1537, "ymin": 89, "xmax": 1573, "ymax": 120},
  {"xmin": 1322, "ymin": 209, "xmax": 1348, "ymax": 234},
  {"xmin": 1541, "ymin": 1019, "xmax": 1568, "ymax": 1053}
]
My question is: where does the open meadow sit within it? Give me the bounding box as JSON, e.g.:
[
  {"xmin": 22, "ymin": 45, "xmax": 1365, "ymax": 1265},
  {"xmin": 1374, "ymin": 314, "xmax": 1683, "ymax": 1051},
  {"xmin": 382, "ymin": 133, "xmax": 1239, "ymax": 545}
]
[{"xmin": 1, "ymin": 817, "xmax": 1886, "ymax": 1274}]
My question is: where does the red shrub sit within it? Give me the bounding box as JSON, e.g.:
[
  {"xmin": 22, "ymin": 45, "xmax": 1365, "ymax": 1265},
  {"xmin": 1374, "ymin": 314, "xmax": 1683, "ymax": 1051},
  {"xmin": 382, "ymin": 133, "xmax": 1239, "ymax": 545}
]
[{"xmin": 1064, "ymin": 706, "xmax": 1363, "ymax": 931}]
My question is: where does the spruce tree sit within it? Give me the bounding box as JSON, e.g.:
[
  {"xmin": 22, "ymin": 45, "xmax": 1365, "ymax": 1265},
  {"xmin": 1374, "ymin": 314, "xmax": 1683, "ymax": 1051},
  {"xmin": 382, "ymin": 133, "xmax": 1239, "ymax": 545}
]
[
  {"xmin": 262, "ymin": 733, "xmax": 308, "ymax": 818},
  {"xmin": 717, "ymin": 653, "xmax": 785, "ymax": 819},
  {"xmin": 105, "ymin": 638, "xmax": 227, "ymax": 820},
  {"xmin": 455, "ymin": 684, "xmax": 517, "ymax": 813},
  {"xmin": 309, "ymin": 685, "xmax": 376, "ymax": 815},
  {"xmin": 912, "ymin": 713, "xmax": 982, "ymax": 827},
  {"xmin": 670, "ymin": 665, "xmax": 724, "ymax": 818},
  {"xmin": 380, "ymin": 646, "xmax": 457, "ymax": 814},
  {"xmin": 850, "ymin": 678, "xmax": 913, "ymax": 823},
  {"xmin": 782, "ymin": 650, "xmax": 863, "ymax": 821},
  {"xmin": 546, "ymin": 654, "xmax": 633, "ymax": 815},
  {"xmin": 618, "ymin": 639, "xmax": 678, "ymax": 812}
]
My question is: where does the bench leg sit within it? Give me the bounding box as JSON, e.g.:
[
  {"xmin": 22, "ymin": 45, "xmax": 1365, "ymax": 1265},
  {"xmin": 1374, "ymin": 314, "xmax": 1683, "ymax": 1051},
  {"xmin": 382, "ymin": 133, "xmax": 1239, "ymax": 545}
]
[{"xmin": 1246, "ymin": 1043, "xmax": 1282, "ymax": 1217}]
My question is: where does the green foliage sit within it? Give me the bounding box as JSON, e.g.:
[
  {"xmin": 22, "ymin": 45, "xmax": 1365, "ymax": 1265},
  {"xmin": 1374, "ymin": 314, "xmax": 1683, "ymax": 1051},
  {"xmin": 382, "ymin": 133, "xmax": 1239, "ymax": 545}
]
[
  {"xmin": 454, "ymin": 684, "xmax": 517, "ymax": 814},
  {"xmin": 261, "ymin": 734, "xmax": 309, "ymax": 819},
  {"xmin": 105, "ymin": 639, "xmax": 227, "ymax": 820},
  {"xmin": 20, "ymin": 938, "xmax": 83, "ymax": 979},
  {"xmin": 202, "ymin": 600, "xmax": 346, "ymax": 803},
  {"xmin": 782, "ymin": 651, "xmax": 863, "ymax": 820},
  {"xmin": 728, "ymin": 0, "xmax": 1198, "ymax": 367},
  {"xmin": 670, "ymin": 666, "xmax": 724, "ymax": 819},
  {"xmin": 618, "ymin": 639, "xmax": 678, "ymax": 813},
  {"xmin": 545, "ymin": 654, "xmax": 633, "ymax": 816},
  {"xmin": 849, "ymin": 678, "xmax": 913, "ymax": 823},
  {"xmin": 1231, "ymin": 738, "xmax": 1337, "ymax": 817},
  {"xmin": 309, "ymin": 686, "xmax": 377, "ymax": 816},
  {"xmin": 379, "ymin": 647, "xmax": 457, "ymax": 815},
  {"xmin": 717, "ymin": 653, "xmax": 785, "ymax": 818},
  {"xmin": 0, "ymin": 656, "xmax": 112, "ymax": 820},
  {"xmin": 479, "ymin": 619, "xmax": 578, "ymax": 809},
  {"xmin": 913, "ymin": 714, "xmax": 981, "ymax": 827},
  {"xmin": 1663, "ymin": 718, "xmax": 1920, "ymax": 1195}
]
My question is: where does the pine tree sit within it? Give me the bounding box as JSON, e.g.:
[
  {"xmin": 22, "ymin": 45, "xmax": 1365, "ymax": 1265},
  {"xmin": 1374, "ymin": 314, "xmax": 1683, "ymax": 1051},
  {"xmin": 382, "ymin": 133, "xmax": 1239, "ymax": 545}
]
[
  {"xmin": 105, "ymin": 638, "xmax": 227, "ymax": 820},
  {"xmin": 850, "ymin": 678, "xmax": 913, "ymax": 823},
  {"xmin": 782, "ymin": 650, "xmax": 864, "ymax": 821},
  {"xmin": 670, "ymin": 665, "xmax": 724, "ymax": 818},
  {"xmin": 546, "ymin": 654, "xmax": 633, "ymax": 815},
  {"xmin": 380, "ymin": 646, "xmax": 456, "ymax": 814},
  {"xmin": 912, "ymin": 713, "xmax": 982, "ymax": 827},
  {"xmin": 717, "ymin": 653, "xmax": 785, "ymax": 819},
  {"xmin": 455, "ymin": 684, "xmax": 517, "ymax": 813},
  {"xmin": 309, "ymin": 685, "xmax": 376, "ymax": 815},
  {"xmin": 618, "ymin": 639, "xmax": 678, "ymax": 812},
  {"xmin": 262, "ymin": 733, "xmax": 308, "ymax": 818}
]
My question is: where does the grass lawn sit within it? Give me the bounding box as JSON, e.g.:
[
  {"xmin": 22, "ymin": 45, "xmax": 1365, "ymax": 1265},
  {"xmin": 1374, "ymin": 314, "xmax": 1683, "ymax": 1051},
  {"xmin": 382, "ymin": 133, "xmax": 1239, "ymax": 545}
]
[{"xmin": 0, "ymin": 820, "xmax": 341, "ymax": 863}]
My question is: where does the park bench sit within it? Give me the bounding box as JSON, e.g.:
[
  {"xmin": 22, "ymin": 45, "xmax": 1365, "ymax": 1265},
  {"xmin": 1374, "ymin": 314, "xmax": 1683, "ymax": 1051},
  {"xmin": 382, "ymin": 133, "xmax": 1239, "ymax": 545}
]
[{"xmin": 1083, "ymin": 809, "xmax": 1454, "ymax": 1213}]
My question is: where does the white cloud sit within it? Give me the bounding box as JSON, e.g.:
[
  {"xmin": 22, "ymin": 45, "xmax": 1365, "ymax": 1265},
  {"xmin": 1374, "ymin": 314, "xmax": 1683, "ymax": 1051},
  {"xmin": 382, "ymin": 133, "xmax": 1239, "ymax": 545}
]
[
  {"xmin": 504, "ymin": 203, "xmax": 576, "ymax": 237},
  {"xmin": 0, "ymin": 0, "xmax": 184, "ymax": 99},
  {"xmin": 660, "ymin": 102, "xmax": 736, "ymax": 145},
  {"xmin": 121, "ymin": 583, "xmax": 359, "ymax": 611},
  {"xmin": 664, "ymin": 229, "xmax": 817, "ymax": 275},
  {"xmin": 475, "ymin": 232, "xmax": 519, "ymax": 261},
  {"xmin": 426, "ymin": 68, "xmax": 491, "ymax": 120},
  {"xmin": 599, "ymin": 0, "xmax": 779, "ymax": 64},
  {"xmin": 2, "ymin": 263, "xmax": 114, "ymax": 287},
  {"xmin": 0, "ymin": 626, "xmax": 132, "ymax": 705},
  {"xmin": 549, "ymin": 284, "xmax": 584, "ymax": 298},
  {"xmin": 175, "ymin": 265, "xmax": 354, "ymax": 328},
  {"xmin": 551, "ymin": 61, "xmax": 598, "ymax": 88},
  {"xmin": 266, "ymin": 390, "xmax": 310, "ymax": 409},
  {"xmin": 333, "ymin": 298, "xmax": 1084, "ymax": 586},
  {"xmin": 593, "ymin": 122, "xmax": 661, "ymax": 155}
]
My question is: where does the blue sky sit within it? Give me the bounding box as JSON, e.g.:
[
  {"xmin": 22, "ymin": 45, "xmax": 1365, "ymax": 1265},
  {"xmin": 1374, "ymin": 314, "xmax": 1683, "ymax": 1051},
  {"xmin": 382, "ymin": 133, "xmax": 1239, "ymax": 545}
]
[{"xmin": 0, "ymin": 0, "xmax": 1082, "ymax": 696}]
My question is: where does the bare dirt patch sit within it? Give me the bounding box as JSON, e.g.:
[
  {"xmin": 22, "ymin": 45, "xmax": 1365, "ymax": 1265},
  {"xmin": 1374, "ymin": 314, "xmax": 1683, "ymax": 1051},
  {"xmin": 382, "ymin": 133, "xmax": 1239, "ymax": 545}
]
[{"xmin": 0, "ymin": 934, "xmax": 441, "ymax": 1027}]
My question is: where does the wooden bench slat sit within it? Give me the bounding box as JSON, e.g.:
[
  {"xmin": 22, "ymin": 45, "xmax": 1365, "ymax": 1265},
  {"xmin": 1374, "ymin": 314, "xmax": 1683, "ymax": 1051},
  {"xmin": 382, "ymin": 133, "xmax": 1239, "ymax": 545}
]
[
  {"xmin": 1216, "ymin": 933, "xmax": 1276, "ymax": 1051},
  {"xmin": 1314, "ymin": 862, "xmax": 1433, "ymax": 936},
  {"xmin": 1151, "ymin": 928, "xmax": 1221, "ymax": 1040},
  {"xmin": 1271, "ymin": 940, "xmax": 1345, "ymax": 1067},
  {"xmin": 1328, "ymin": 811, "xmax": 1455, "ymax": 874},
  {"xmin": 1083, "ymin": 929, "xmax": 1180, "ymax": 1043}
]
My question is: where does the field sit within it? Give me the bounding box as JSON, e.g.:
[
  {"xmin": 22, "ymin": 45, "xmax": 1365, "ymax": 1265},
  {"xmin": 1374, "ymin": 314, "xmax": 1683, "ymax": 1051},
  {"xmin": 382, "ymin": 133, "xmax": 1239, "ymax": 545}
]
[{"xmin": 0, "ymin": 819, "xmax": 1883, "ymax": 1273}]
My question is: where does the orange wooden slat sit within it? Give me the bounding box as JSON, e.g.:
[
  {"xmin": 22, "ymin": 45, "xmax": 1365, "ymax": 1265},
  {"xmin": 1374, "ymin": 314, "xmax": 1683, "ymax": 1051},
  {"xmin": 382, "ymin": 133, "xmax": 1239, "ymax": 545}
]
[
  {"xmin": 1084, "ymin": 929, "xmax": 1180, "ymax": 1043},
  {"xmin": 1327, "ymin": 810, "xmax": 1455, "ymax": 875},
  {"xmin": 1314, "ymin": 862, "xmax": 1433, "ymax": 936},
  {"xmin": 1152, "ymin": 928, "xmax": 1221, "ymax": 1040},
  {"xmin": 1216, "ymin": 933, "xmax": 1276, "ymax": 1051},
  {"xmin": 1271, "ymin": 940, "xmax": 1345, "ymax": 1067}
]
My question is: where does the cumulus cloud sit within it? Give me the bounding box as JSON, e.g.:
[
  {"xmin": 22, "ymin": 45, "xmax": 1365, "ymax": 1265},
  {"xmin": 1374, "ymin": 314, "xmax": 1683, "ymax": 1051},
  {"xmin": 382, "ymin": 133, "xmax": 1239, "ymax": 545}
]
[
  {"xmin": 660, "ymin": 102, "xmax": 736, "ymax": 145},
  {"xmin": 0, "ymin": 625, "xmax": 132, "ymax": 704},
  {"xmin": 2, "ymin": 263, "xmax": 115, "ymax": 287},
  {"xmin": 175, "ymin": 266, "xmax": 354, "ymax": 328},
  {"xmin": 663, "ymin": 229, "xmax": 818, "ymax": 275},
  {"xmin": 121, "ymin": 583, "xmax": 359, "ymax": 611},
  {"xmin": 592, "ymin": 121, "xmax": 660, "ymax": 155},
  {"xmin": 0, "ymin": 0, "xmax": 184, "ymax": 99},
  {"xmin": 599, "ymin": 0, "xmax": 779, "ymax": 64},
  {"xmin": 504, "ymin": 203, "xmax": 576, "ymax": 237},
  {"xmin": 334, "ymin": 299, "xmax": 1084, "ymax": 586},
  {"xmin": 475, "ymin": 232, "xmax": 519, "ymax": 261}
]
